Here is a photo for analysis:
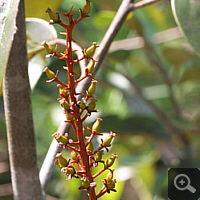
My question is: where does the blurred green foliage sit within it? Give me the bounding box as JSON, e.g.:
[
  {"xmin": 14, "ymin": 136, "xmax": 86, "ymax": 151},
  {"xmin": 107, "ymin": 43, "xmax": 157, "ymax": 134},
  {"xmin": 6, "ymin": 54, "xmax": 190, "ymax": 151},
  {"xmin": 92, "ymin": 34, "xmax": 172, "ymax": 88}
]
[{"xmin": 1, "ymin": 0, "xmax": 200, "ymax": 199}]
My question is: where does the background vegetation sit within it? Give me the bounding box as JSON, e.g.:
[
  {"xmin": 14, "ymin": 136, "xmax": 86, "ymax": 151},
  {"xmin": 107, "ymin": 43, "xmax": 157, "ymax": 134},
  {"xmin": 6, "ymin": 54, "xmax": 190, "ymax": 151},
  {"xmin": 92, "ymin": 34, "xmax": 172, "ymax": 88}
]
[{"xmin": 1, "ymin": 0, "xmax": 200, "ymax": 199}]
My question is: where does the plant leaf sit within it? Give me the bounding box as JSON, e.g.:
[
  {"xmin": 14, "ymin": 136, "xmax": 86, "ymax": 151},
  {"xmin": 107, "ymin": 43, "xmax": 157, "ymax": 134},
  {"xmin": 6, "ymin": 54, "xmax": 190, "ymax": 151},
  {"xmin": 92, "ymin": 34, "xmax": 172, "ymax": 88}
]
[
  {"xmin": 25, "ymin": 0, "xmax": 63, "ymax": 21},
  {"xmin": 100, "ymin": 115, "xmax": 170, "ymax": 140},
  {"xmin": 26, "ymin": 18, "xmax": 57, "ymax": 89},
  {"xmin": 171, "ymin": 0, "xmax": 200, "ymax": 56},
  {"xmin": 0, "ymin": 0, "xmax": 20, "ymax": 94},
  {"xmin": 26, "ymin": 18, "xmax": 57, "ymax": 60}
]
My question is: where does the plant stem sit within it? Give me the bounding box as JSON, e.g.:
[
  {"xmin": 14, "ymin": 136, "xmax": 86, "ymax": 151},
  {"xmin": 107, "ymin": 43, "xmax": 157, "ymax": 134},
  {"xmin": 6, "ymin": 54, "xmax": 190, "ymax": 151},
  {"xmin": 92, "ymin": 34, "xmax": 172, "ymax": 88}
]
[
  {"xmin": 65, "ymin": 22, "xmax": 97, "ymax": 200},
  {"xmin": 144, "ymin": 43, "xmax": 182, "ymax": 116},
  {"xmin": 130, "ymin": 0, "xmax": 164, "ymax": 10}
]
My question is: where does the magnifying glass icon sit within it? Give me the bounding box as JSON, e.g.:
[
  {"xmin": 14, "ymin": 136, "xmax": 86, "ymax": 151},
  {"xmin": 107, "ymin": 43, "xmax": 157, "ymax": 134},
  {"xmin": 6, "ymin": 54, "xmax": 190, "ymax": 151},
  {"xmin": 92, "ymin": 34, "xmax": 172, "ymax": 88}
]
[{"xmin": 174, "ymin": 174, "xmax": 196, "ymax": 193}]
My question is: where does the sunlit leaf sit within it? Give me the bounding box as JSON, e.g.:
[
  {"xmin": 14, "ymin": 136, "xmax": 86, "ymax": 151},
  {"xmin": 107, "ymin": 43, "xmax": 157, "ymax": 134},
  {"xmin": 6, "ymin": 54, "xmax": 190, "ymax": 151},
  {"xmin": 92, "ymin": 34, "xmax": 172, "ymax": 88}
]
[
  {"xmin": 26, "ymin": 18, "xmax": 57, "ymax": 89},
  {"xmin": 0, "ymin": 0, "xmax": 20, "ymax": 94},
  {"xmin": 171, "ymin": 0, "xmax": 200, "ymax": 56},
  {"xmin": 26, "ymin": 18, "xmax": 57, "ymax": 44},
  {"xmin": 26, "ymin": 18, "xmax": 57, "ymax": 60},
  {"xmin": 25, "ymin": 0, "xmax": 63, "ymax": 21}
]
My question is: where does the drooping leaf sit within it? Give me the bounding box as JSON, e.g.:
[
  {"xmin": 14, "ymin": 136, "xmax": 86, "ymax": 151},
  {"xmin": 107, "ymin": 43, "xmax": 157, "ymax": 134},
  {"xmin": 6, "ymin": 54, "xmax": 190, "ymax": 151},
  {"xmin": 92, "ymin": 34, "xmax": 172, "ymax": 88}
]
[
  {"xmin": 26, "ymin": 18, "xmax": 57, "ymax": 89},
  {"xmin": 99, "ymin": 115, "xmax": 170, "ymax": 140},
  {"xmin": 0, "ymin": 0, "xmax": 20, "ymax": 94},
  {"xmin": 26, "ymin": 18, "xmax": 57, "ymax": 60},
  {"xmin": 179, "ymin": 61, "xmax": 200, "ymax": 83},
  {"xmin": 171, "ymin": 0, "xmax": 200, "ymax": 56},
  {"xmin": 162, "ymin": 43, "xmax": 196, "ymax": 67}
]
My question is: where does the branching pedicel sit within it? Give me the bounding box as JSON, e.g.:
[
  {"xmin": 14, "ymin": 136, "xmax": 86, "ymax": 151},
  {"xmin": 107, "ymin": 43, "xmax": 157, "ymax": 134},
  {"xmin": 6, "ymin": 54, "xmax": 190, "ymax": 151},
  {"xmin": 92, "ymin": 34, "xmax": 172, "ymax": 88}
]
[{"xmin": 42, "ymin": 1, "xmax": 117, "ymax": 199}]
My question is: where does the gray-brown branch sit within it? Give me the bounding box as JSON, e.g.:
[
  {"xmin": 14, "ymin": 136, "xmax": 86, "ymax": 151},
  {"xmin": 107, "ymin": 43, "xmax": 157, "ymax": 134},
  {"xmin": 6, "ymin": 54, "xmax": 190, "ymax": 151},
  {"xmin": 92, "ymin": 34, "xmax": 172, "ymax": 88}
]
[{"xmin": 3, "ymin": 0, "xmax": 44, "ymax": 199}]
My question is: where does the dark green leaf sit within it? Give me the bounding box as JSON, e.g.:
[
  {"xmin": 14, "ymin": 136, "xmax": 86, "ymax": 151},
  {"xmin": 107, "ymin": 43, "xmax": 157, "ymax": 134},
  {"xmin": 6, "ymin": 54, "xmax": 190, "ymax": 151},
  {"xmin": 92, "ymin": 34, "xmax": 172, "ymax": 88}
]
[
  {"xmin": 100, "ymin": 115, "xmax": 170, "ymax": 140},
  {"xmin": 171, "ymin": 0, "xmax": 200, "ymax": 56}
]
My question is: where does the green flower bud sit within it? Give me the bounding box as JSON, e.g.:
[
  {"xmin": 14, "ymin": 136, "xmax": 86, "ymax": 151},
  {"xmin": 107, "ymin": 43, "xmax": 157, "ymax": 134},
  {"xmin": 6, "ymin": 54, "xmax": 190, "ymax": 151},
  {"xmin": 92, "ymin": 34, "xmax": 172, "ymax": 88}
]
[
  {"xmin": 54, "ymin": 159, "xmax": 61, "ymax": 168},
  {"xmin": 59, "ymin": 98, "xmax": 69, "ymax": 110},
  {"xmin": 71, "ymin": 150, "xmax": 77, "ymax": 161},
  {"xmin": 43, "ymin": 67, "xmax": 56, "ymax": 80},
  {"xmin": 94, "ymin": 151, "xmax": 103, "ymax": 162},
  {"xmin": 87, "ymin": 97, "xmax": 96, "ymax": 112},
  {"xmin": 105, "ymin": 154, "xmax": 118, "ymax": 168},
  {"xmin": 41, "ymin": 41, "xmax": 54, "ymax": 54},
  {"xmin": 56, "ymin": 153, "xmax": 68, "ymax": 168},
  {"xmin": 57, "ymin": 84, "xmax": 67, "ymax": 98},
  {"xmin": 82, "ymin": 177, "xmax": 90, "ymax": 189},
  {"xmin": 82, "ymin": 0, "xmax": 91, "ymax": 15},
  {"xmin": 67, "ymin": 166, "xmax": 75, "ymax": 175},
  {"xmin": 66, "ymin": 112, "xmax": 73, "ymax": 121},
  {"xmin": 46, "ymin": 7, "xmax": 61, "ymax": 23},
  {"xmin": 86, "ymin": 141, "xmax": 94, "ymax": 152},
  {"xmin": 86, "ymin": 59, "xmax": 96, "ymax": 74},
  {"xmin": 52, "ymin": 132, "xmax": 68, "ymax": 144},
  {"xmin": 106, "ymin": 169, "xmax": 114, "ymax": 182},
  {"xmin": 77, "ymin": 97, "xmax": 86, "ymax": 109},
  {"xmin": 107, "ymin": 179, "xmax": 116, "ymax": 190},
  {"xmin": 92, "ymin": 118, "xmax": 103, "ymax": 133},
  {"xmin": 85, "ymin": 42, "xmax": 99, "ymax": 58},
  {"xmin": 102, "ymin": 132, "xmax": 116, "ymax": 147},
  {"xmin": 88, "ymin": 80, "xmax": 97, "ymax": 97}
]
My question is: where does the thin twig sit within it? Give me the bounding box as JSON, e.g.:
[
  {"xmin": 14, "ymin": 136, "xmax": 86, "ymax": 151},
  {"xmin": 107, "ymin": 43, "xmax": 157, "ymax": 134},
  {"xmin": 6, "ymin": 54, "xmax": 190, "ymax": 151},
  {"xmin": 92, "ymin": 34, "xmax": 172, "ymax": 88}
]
[
  {"xmin": 108, "ymin": 27, "xmax": 183, "ymax": 52},
  {"xmin": 130, "ymin": 0, "xmax": 164, "ymax": 10},
  {"xmin": 119, "ymin": 70, "xmax": 189, "ymax": 145},
  {"xmin": 145, "ymin": 43, "xmax": 182, "ymax": 115}
]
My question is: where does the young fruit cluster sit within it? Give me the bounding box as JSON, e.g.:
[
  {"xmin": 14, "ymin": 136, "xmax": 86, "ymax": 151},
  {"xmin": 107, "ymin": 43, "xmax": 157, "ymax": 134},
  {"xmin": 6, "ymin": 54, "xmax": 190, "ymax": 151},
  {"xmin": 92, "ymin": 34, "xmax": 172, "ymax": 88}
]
[{"xmin": 42, "ymin": 1, "xmax": 117, "ymax": 199}]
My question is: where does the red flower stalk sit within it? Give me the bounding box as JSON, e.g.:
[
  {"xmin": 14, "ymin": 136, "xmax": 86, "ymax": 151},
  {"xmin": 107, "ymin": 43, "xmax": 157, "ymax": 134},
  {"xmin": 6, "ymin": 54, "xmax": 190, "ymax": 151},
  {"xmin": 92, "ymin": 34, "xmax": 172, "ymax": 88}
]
[{"xmin": 43, "ymin": 2, "xmax": 117, "ymax": 200}]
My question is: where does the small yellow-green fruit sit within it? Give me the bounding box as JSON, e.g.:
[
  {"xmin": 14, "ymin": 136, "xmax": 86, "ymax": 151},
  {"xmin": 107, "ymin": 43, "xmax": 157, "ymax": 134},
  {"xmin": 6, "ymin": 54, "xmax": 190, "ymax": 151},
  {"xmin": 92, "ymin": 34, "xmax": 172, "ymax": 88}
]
[
  {"xmin": 66, "ymin": 112, "xmax": 73, "ymax": 121},
  {"xmin": 86, "ymin": 141, "xmax": 94, "ymax": 152},
  {"xmin": 92, "ymin": 118, "xmax": 103, "ymax": 133},
  {"xmin": 43, "ymin": 67, "xmax": 56, "ymax": 80},
  {"xmin": 54, "ymin": 159, "xmax": 62, "ymax": 168},
  {"xmin": 67, "ymin": 166, "xmax": 75, "ymax": 175},
  {"xmin": 105, "ymin": 154, "xmax": 118, "ymax": 168},
  {"xmin": 71, "ymin": 150, "xmax": 77, "ymax": 161},
  {"xmin": 82, "ymin": 178, "xmax": 90, "ymax": 189},
  {"xmin": 41, "ymin": 41, "xmax": 54, "ymax": 54},
  {"xmin": 107, "ymin": 179, "xmax": 116, "ymax": 190},
  {"xmin": 82, "ymin": 0, "xmax": 91, "ymax": 15},
  {"xmin": 94, "ymin": 151, "xmax": 103, "ymax": 162},
  {"xmin": 77, "ymin": 97, "xmax": 86, "ymax": 109},
  {"xmin": 102, "ymin": 132, "xmax": 116, "ymax": 147},
  {"xmin": 46, "ymin": 7, "xmax": 60, "ymax": 23},
  {"xmin": 88, "ymin": 80, "xmax": 97, "ymax": 97},
  {"xmin": 87, "ymin": 97, "xmax": 96, "ymax": 112},
  {"xmin": 106, "ymin": 169, "xmax": 114, "ymax": 182},
  {"xmin": 86, "ymin": 59, "xmax": 96, "ymax": 74},
  {"xmin": 59, "ymin": 99, "xmax": 69, "ymax": 110},
  {"xmin": 85, "ymin": 42, "xmax": 99, "ymax": 58},
  {"xmin": 56, "ymin": 153, "xmax": 68, "ymax": 168},
  {"xmin": 52, "ymin": 132, "xmax": 68, "ymax": 144},
  {"xmin": 57, "ymin": 84, "xmax": 67, "ymax": 98}
]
